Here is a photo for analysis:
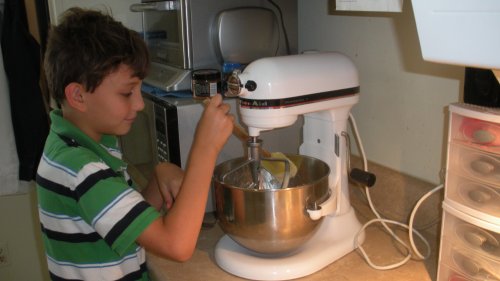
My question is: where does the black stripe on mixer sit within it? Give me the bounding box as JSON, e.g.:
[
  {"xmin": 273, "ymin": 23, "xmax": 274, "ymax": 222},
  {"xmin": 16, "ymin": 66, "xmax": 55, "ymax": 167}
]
[{"xmin": 239, "ymin": 86, "xmax": 359, "ymax": 109}]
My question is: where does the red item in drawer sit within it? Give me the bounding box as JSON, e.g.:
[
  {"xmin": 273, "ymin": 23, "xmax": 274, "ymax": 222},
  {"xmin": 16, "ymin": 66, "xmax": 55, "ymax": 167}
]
[{"xmin": 461, "ymin": 117, "xmax": 500, "ymax": 146}]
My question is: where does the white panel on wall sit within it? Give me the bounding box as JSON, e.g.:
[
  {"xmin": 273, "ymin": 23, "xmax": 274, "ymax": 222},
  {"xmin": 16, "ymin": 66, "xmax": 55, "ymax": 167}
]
[{"xmin": 412, "ymin": 0, "xmax": 500, "ymax": 70}]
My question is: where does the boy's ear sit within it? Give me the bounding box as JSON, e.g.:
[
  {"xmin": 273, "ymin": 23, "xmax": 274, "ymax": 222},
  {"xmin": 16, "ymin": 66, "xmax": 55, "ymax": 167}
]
[{"xmin": 65, "ymin": 83, "xmax": 86, "ymax": 111}]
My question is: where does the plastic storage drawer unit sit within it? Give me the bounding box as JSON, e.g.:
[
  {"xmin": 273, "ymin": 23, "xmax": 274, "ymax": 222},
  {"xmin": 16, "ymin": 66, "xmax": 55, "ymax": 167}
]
[{"xmin": 438, "ymin": 103, "xmax": 500, "ymax": 281}]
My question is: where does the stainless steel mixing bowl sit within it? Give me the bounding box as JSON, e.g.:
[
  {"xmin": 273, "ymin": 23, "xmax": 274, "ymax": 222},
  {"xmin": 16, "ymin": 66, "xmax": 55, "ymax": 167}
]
[{"xmin": 213, "ymin": 154, "xmax": 330, "ymax": 255}]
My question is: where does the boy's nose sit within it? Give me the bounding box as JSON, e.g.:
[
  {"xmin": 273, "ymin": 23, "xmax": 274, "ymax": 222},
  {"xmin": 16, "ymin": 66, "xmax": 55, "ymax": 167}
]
[{"xmin": 133, "ymin": 91, "xmax": 145, "ymax": 111}]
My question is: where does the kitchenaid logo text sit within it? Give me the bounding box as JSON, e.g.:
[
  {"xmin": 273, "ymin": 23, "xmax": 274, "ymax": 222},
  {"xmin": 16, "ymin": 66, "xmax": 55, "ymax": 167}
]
[{"xmin": 240, "ymin": 87, "xmax": 360, "ymax": 109}]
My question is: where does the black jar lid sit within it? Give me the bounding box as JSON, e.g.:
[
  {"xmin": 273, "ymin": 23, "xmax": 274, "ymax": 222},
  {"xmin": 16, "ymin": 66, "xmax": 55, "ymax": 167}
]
[{"xmin": 192, "ymin": 69, "xmax": 220, "ymax": 80}]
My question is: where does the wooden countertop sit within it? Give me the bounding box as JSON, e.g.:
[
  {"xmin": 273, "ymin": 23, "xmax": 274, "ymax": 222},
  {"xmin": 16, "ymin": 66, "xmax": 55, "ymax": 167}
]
[
  {"xmin": 146, "ymin": 213, "xmax": 438, "ymax": 281},
  {"xmin": 146, "ymin": 164, "xmax": 442, "ymax": 281}
]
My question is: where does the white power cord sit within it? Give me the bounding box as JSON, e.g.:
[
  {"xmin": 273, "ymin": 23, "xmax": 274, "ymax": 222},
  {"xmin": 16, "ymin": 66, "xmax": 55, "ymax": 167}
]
[{"xmin": 348, "ymin": 113, "xmax": 444, "ymax": 270}]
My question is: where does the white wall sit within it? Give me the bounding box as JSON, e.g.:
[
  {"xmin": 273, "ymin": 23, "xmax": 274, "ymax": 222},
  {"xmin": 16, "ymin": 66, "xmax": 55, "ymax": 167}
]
[{"xmin": 298, "ymin": 0, "xmax": 464, "ymax": 184}]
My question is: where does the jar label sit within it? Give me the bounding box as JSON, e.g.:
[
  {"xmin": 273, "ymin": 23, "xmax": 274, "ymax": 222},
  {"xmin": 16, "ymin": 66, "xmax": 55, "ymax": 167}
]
[{"xmin": 193, "ymin": 82, "xmax": 220, "ymax": 98}]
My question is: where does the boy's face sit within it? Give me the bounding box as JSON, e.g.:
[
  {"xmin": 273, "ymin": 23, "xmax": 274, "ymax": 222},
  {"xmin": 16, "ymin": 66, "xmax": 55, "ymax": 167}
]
[{"xmin": 82, "ymin": 64, "xmax": 144, "ymax": 140}]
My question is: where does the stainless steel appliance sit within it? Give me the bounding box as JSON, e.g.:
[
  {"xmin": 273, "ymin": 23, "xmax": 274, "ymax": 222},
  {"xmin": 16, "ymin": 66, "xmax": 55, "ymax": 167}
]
[
  {"xmin": 214, "ymin": 154, "xmax": 331, "ymax": 255},
  {"xmin": 120, "ymin": 95, "xmax": 242, "ymax": 212},
  {"xmin": 119, "ymin": 96, "xmax": 216, "ymax": 213},
  {"xmin": 130, "ymin": 0, "xmax": 298, "ymax": 92}
]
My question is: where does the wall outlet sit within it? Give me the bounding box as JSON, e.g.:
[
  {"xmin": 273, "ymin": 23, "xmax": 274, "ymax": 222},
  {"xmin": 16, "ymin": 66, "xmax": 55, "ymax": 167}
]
[{"xmin": 0, "ymin": 243, "xmax": 10, "ymax": 267}]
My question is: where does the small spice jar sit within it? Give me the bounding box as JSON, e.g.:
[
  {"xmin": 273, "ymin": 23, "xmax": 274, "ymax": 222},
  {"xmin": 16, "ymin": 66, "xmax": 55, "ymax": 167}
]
[{"xmin": 191, "ymin": 69, "xmax": 221, "ymax": 99}]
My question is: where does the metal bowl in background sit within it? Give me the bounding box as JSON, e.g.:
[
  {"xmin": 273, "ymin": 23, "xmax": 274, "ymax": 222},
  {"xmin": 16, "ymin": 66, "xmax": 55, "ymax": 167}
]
[{"xmin": 213, "ymin": 154, "xmax": 330, "ymax": 255}]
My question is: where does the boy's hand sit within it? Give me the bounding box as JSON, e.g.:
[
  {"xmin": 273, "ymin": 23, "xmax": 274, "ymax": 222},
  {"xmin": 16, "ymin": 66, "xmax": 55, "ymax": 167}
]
[
  {"xmin": 195, "ymin": 94, "xmax": 234, "ymax": 156},
  {"xmin": 143, "ymin": 162, "xmax": 184, "ymax": 211}
]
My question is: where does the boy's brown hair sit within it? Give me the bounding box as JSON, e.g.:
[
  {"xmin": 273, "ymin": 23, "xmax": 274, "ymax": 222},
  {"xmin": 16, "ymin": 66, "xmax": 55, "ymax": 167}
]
[{"xmin": 44, "ymin": 7, "xmax": 150, "ymax": 105}]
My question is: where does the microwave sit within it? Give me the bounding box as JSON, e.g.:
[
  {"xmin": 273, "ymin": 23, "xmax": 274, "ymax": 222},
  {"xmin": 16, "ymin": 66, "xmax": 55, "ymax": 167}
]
[
  {"xmin": 120, "ymin": 91, "xmax": 303, "ymax": 213},
  {"xmin": 120, "ymin": 92, "xmax": 253, "ymax": 168},
  {"xmin": 120, "ymin": 92, "xmax": 241, "ymax": 212}
]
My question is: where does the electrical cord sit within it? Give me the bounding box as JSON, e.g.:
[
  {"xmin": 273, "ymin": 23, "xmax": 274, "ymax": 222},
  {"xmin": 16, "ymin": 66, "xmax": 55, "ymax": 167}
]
[
  {"xmin": 348, "ymin": 113, "xmax": 444, "ymax": 270},
  {"xmin": 344, "ymin": 132, "xmax": 439, "ymax": 231},
  {"xmin": 266, "ymin": 0, "xmax": 291, "ymax": 55}
]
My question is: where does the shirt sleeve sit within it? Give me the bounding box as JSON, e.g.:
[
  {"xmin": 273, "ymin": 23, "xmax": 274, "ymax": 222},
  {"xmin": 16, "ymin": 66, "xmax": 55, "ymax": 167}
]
[{"xmin": 75, "ymin": 161, "xmax": 160, "ymax": 256}]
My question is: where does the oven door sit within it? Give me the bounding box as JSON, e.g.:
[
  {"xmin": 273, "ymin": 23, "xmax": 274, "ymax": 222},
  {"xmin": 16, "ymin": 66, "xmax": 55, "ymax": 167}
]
[
  {"xmin": 131, "ymin": 0, "xmax": 193, "ymax": 91},
  {"xmin": 131, "ymin": 0, "xmax": 191, "ymax": 69}
]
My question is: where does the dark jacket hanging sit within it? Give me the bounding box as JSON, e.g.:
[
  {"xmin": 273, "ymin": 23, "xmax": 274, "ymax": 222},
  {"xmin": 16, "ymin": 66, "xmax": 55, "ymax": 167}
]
[{"xmin": 1, "ymin": 0, "xmax": 49, "ymax": 181}]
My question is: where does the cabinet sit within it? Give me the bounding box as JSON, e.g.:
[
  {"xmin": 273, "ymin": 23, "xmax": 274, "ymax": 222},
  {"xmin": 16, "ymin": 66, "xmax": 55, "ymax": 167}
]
[{"xmin": 437, "ymin": 103, "xmax": 500, "ymax": 281}]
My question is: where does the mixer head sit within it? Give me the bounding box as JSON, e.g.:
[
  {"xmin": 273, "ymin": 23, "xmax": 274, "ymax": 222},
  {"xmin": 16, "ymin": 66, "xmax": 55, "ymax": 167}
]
[{"xmin": 225, "ymin": 52, "xmax": 360, "ymax": 137}]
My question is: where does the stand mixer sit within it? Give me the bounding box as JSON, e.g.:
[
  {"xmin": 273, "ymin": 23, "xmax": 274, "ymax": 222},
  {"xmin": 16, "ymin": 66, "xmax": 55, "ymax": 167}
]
[{"xmin": 214, "ymin": 52, "xmax": 365, "ymax": 280}]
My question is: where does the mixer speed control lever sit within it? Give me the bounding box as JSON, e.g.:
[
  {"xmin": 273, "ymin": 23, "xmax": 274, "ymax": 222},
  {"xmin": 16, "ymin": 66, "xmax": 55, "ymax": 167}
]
[
  {"xmin": 244, "ymin": 80, "xmax": 257, "ymax": 91},
  {"xmin": 349, "ymin": 168, "xmax": 376, "ymax": 187}
]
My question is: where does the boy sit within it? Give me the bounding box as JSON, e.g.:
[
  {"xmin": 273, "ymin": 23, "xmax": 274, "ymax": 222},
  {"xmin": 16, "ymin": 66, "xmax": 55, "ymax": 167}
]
[{"xmin": 36, "ymin": 7, "xmax": 234, "ymax": 281}]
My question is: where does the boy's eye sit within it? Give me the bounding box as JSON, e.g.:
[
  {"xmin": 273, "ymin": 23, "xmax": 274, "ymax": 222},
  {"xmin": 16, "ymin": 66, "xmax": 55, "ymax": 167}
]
[{"xmin": 121, "ymin": 92, "xmax": 133, "ymax": 97}]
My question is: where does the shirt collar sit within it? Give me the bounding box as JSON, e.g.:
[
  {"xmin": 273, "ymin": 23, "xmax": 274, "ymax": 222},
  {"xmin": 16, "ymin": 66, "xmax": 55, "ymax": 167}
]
[{"xmin": 50, "ymin": 109, "xmax": 126, "ymax": 172}]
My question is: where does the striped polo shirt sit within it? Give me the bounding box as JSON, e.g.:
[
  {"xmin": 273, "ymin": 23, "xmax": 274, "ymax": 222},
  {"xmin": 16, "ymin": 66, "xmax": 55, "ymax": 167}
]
[{"xmin": 36, "ymin": 110, "xmax": 160, "ymax": 281}]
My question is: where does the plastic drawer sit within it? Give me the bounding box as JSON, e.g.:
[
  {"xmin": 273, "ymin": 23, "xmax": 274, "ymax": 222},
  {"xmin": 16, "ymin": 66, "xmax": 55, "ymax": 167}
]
[
  {"xmin": 441, "ymin": 207, "xmax": 500, "ymax": 261},
  {"xmin": 448, "ymin": 143, "xmax": 500, "ymax": 189},
  {"xmin": 446, "ymin": 172, "xmax": 500, "ymax": 219},
  {"xmin": 449, "ymin": 103, "xmax": 500, "ymax": 154},
  {"xmin": 437, "ymin": 262, "xmax": 472, "ymax": 281},
  {"xmin": 440, "ymin": 240, "xmax": 500, "ymax": 281},
  {"xmin": 450, "ymin": 114, "xmax": 500, "ymax": 152}
]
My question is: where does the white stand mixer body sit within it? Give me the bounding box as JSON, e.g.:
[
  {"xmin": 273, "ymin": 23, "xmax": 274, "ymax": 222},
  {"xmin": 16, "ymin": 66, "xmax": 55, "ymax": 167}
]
[
  {"xmin": 215, "ymin": 52, "xmax": 365, "ymax": 280},
  {"xmin": 300, "ymin": 101, "xmax": 357, "ymax": 218}
]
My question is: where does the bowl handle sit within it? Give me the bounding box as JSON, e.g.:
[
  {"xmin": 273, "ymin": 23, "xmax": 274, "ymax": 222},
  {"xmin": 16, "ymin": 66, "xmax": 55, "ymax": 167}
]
[{"xmin": 307, "ymin": 191, "xmax": 336, "ymax": 220}]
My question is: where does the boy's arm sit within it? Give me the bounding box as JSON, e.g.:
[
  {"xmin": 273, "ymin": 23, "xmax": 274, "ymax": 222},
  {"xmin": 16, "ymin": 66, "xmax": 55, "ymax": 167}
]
[
  {"xmin": 141, "ymin": 162, "xmax": 183, "ymax": 211},
  {"xmin": 136, "ymin": 94, "xmax": 233, "ymax": 262}
]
